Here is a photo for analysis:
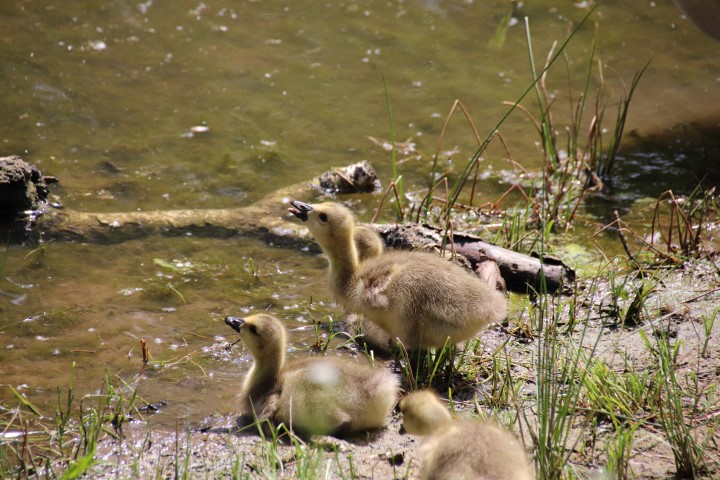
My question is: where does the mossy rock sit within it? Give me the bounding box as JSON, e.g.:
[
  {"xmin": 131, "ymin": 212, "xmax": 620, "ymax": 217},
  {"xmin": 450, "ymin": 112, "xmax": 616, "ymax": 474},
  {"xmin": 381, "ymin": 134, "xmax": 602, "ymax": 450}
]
[{"xmin": 0, "ymin": 156, "xmax": 55, "ymax": 217}]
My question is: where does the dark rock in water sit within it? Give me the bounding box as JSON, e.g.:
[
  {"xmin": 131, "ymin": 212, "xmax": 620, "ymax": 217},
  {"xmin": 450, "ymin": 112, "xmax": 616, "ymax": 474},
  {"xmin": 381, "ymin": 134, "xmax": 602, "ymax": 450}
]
[
  {"xmin": 316, "ymin": 160, "xmax": 379, "ymax": 194},
  {"xmin": 0, "ymin": 155, "xmax": 56, "ymax": 217}
]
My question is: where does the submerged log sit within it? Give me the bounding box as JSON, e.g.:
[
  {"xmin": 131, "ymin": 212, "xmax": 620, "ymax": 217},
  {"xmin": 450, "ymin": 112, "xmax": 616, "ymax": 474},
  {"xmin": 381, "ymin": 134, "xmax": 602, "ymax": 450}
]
[
  {"xmin": 37, "ymin": 161, "xmax": 379, "ymax": 245},
  {"xmin": 3, "ymin": 158, "xmax": 573, "ymax": 293}
]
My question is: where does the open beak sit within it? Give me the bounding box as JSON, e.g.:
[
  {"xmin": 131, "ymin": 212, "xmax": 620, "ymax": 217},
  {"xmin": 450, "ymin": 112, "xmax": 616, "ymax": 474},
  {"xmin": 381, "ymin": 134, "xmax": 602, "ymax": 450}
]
[
  {"xmin": 225, "ymin": 316, "xmax": 245, "ymax": 333},
  {"xmin": 289, "ymin": 200, "xmax": 313, "ymax": 222}
]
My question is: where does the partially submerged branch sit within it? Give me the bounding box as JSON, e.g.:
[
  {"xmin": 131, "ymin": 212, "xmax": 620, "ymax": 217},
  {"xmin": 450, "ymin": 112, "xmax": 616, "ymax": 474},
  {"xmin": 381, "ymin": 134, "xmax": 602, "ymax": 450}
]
[
  {"xmin": 34, "ymin": 161, "xmax": 379, "ymax": 246},
  {"xmin": 373, "ymin": 222, "xmax": 574, "ymax": 294}
]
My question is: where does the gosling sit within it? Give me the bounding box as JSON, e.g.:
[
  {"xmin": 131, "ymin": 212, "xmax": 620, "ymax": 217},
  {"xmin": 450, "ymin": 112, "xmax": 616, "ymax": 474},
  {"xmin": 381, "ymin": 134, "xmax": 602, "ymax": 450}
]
[
  {"xmin": 289, "ymin": 201, "xmax": 508, "ymax": 349},
  {"xmin": 225, "ymin": 313, "xmax": 399, "ymax": 436},
  {"xmin": 400, "ymin": 390, "xmax": 533, "ymax": 480},
  {"xmin": 345, "ymin": 223, "xmax": 398, "ymax": 350},
  {"xmin": 354, "ymin": 224, "xmax": 384, "ymax": 261}
]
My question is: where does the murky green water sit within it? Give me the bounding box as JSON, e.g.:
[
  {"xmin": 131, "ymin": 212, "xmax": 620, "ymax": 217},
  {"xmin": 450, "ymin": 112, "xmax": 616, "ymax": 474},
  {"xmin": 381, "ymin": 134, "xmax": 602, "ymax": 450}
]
[{"xmin": 1, "ymin": 0, "xmax": 719, "ymax": 426}]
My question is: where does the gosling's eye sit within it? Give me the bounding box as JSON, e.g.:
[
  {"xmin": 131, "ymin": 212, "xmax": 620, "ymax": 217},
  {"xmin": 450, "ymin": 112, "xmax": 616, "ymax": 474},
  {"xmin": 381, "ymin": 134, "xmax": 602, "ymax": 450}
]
[
  {"xmin": 318, "ymin": 212, "xmax": 328, "ymax": 222},
  {"xmin": 248, "ymin": 325, "xmax": 258, "ymax": 335}
]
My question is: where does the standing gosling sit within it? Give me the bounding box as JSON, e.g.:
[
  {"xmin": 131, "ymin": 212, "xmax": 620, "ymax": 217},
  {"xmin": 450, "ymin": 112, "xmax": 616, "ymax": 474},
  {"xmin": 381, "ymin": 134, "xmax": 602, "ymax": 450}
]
[
  {"xmin": 225, "ymin": 313, "xmax": 399, "ymax": 436},
  {"xmin": 400, "ymin": 390, "xmax": 533, "ymax": 480},
  {"xmin": 289, "ymin": 201, "xmax": 508, "ymax": 349}
]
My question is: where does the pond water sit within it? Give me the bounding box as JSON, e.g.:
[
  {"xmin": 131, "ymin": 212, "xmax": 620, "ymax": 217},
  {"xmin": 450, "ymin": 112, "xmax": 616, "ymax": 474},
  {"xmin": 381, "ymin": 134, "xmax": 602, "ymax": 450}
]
[{"xmin": 1, "ymin": 0, "xmax": 719, "ymax": 428}]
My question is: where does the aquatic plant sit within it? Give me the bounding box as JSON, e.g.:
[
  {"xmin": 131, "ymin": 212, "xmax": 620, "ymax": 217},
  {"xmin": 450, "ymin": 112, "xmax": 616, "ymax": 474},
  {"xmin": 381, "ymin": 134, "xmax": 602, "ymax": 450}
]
[
  {"xmin": 647, "ymin": 187, "xmax": 718, "ymax": 262},
  {"xmin": 609, "ymin": 184, "xmax": 720, "ymax": 268},
  {"xmin": 373, "ymin": 4, "xmax": 650, "ymax": 258}
]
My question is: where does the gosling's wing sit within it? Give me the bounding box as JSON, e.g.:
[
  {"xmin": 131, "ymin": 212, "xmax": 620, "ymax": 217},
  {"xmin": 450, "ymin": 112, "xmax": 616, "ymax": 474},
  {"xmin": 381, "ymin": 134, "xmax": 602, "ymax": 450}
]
[
  {"xmin": 355, "ymin": 253, "xmax": 441, "ymax": 309},
  {"xmin": 355, "ymin": 260, "xmax": 402, "ymax": 309},
  {"xmin": 279, "ymin": 359, "xmax": 367, "ymax": 435}
]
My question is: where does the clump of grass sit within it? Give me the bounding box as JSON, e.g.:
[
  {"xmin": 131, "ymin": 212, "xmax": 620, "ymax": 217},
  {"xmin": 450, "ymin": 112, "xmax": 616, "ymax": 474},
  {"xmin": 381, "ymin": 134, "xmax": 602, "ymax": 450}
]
[
  {"xmin": 395, "ymin": 339, "xmax": 459, "ymax": 392},
  {"xmin": 581, "ymin": 355, "xmax": 652, "ymax": 424},
  {"xmin": 605, "ymin": 422, "xmax": 638, "ymax": 480},
  {"xmin": 608, "ymin": 184, "xmax": 720, "ymax": 272},
  {"xmin": 234, "ymin": 419, "xmax": 375, "ymax": 479},
  {"xmin": 638, "ymin": 326, "xmax": 715, "ymax": 478},
  {"xmin": 517, "ymin": 288, "xmax": 602, "ymax": 479},
  {"xmin": 700, "ymin": 306, "xmax": 719, "ymax": 359},
  {"xmin": 441, "ymin": 8, "xmax": 601, "ymax": 221},
  {"xmin": 476, "ymin": 345, "xmax": 526, "ymax": 412},
  {"xmin": 392, "ymin": 333, "xmax": 512, "ymax": 398},
  {"xmin": 612, "ymin": 183, "xmax": 719, "ymax": 262},
  {"xmin": 493, "ymin": 202, "xmax": 541, "ymax": 255},
  {"xmin": 243, "ymin": 257, "xmax": 260, "ymax": 280},
  {"xmin": 244, "ymin": 420, "xmax": 286, "ymax": 476},
  {"xmin": 602, "ymin": 258, "xmax": 658, "ymax": 328},
  {"xmin": 378, "ymin": 10, "xmax": 647, "ymax": 263},
  {"xmin": 230, "ymin": 453, "xmax": 248, "ymax": 479},
  {"xmin": 373, "ymin": 7, "xmax": 604, "ymax": 233},
  {"xmin": 0, "ymin": 366, "xmax": 140, "ymax": 478},
  {"xmin": 490, "ymin": 42, "xmax": 646, "ymax": 252},
  {"xmin": 586, "ymin": 62, "xmax": 649, "ymax": 186}
]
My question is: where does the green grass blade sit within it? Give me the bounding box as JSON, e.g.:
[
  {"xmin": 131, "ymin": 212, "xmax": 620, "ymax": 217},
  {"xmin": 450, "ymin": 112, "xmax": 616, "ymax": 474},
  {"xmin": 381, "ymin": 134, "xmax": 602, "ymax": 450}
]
[
  {"xmin": 9, "ymin": 386, "xmax": 42, "ymax": 416},
  {"xmin": 382, "ymin": 74, "xmax": 403, "ymax": 217},
  {"xmin": 60, "ymin": 445, "xmax": 96, "ymax": 480}
]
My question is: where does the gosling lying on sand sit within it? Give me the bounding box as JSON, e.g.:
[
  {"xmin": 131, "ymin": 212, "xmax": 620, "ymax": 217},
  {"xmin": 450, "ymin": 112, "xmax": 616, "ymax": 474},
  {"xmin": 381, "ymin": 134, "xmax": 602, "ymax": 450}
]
[
  {"xmin": 225, "ymin": 313, "xmax": 399, "ymax": 436},
  {"xmin": 400, "ymin": 389, "xmax": 533, "ymax": 480},
  {"xmin": 289, "ymin": 201, "xmax": 508, "ymax": 349}
]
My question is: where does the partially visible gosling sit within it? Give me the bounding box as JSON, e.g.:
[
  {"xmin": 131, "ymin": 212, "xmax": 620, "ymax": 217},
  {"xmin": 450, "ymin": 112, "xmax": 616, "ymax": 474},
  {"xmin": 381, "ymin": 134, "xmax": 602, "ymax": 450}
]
[
  {"xmin": 400, "ymin": 390, "xmax": 533, "ymax": 480},
  {"xmin": 289, "ymin": 201, "xmax": 508, "ymax": 349},
  {"xmin": 354, "ymin": 224, "xmax": 384, "ymax": 261},
  {"xmin": 346, "ymin": 223, "xmax": 397, "ymax": 351},
  {"xmin": 225, "ymin": 313, "xmax": 399, "ymax": 436}
]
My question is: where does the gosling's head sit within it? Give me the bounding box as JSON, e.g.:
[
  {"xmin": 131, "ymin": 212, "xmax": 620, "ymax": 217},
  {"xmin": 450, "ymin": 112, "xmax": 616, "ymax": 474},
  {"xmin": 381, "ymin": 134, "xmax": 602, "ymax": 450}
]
[
  {"xmin": 400, "ymin": 389, "xmax": 453, "ymax": 436},
  {"xmin": 225, "ymin": 313, "xmax": 287, "ymax": 361},
  {"xmin": 289, "ymin": 201, "xmax": 356, "ymax": 249}
]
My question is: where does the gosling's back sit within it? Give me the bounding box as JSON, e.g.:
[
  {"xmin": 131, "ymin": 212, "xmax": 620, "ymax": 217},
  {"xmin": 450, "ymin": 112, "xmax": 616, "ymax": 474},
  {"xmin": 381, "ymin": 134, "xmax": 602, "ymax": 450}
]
[
  {"xmin": 420, "ymin": 420, "xmax": 533, "ymax": 480},
  {"xmin": 400, "ymin": 390, "xmax": 532, "ymax": 480},
  {"xmin": 346, "ymin": 250, "xmax": 508, "ymax": 348},
  {"xmin": 277, "ymin": 356, "xmax": 399, "ymax": 436}
]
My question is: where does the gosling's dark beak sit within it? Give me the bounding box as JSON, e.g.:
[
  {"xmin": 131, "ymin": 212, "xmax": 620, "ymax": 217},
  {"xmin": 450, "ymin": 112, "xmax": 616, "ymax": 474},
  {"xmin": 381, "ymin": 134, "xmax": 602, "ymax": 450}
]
[
  {"xmin": 289, "ymin": 200, "xmax": 313, "ymax": 222},
  {"xmin": 225, "ymin": 316, "xmax": 245, "ymax": 333},
  {"xmin": 399, "ymin": 424, "xmax": 407, "ymax": 435}
]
